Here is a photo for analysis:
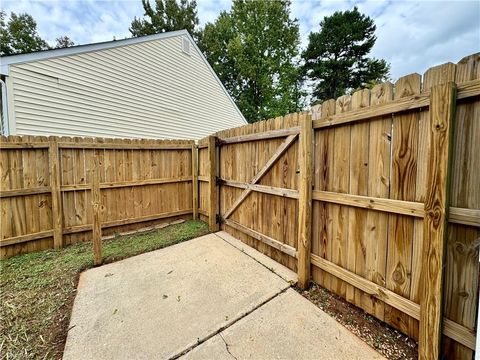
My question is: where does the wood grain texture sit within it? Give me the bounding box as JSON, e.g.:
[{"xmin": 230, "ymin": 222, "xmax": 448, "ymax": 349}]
[
  {"xmin": 347, "ymin": 89, "xmax": 370, "ymax": 305},
  {"xmin": 443, "ymin": 54, "xmax": 479, "ymax": 360},
  {"xmin": 49, "ymin": 139, "xmax": 63, "ymax": 249},
  {"xmin": 312, "ymin": 99, "xmax": 336, "ymax": 292},
  {"xmin": 386, "ymin": 74, "xmax": 421, "ymax": 335},
  {"xmin": 419, "ymin": 82, "xmax": 457, "ymax": 360},
  {"xmin": 91, "ymin": 154, "xmax": 102, "ymax": 265},
  {"xmin": 330, "ymin": 95, "xmax": 351, "ymax": 298},
  {"xmin": 207, "ymin": 135, "xmax": 217, "ymax": 231},
  {"xmin": 297, "ymin": 113, "xmax": 313, "ymax": 289},
  {"xmin": 192, "ymin": 145, "xmax": 198, "ymax": 220}
]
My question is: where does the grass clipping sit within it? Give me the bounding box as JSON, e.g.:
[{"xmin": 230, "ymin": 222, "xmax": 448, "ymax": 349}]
[{"xmin": 0, "ymin": 220, "xmax": 209, "ymax": 360}]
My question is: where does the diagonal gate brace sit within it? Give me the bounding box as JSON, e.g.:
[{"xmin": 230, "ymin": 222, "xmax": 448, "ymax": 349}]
[{"xmin": 222, "ymin": 134, "xmax": 298, "ymax": 219}]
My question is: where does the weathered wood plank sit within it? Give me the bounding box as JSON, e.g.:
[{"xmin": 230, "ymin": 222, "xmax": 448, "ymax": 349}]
[
  {"xmin": 297, "ymin": 113, "xmax": 313, "ymax": 289},
  {"xmin": 312, "ymin": 191, "xmax": 424, "ymax": 217},
  {"xmin": 0, "ymin": 187, "xmax": 52, "ymax": 198},
  {"xmin": 0, "ymin": 230, "xmax": 54, "ymax": 247},
  {"xmin": 192, "ymin": 145, "xmax": 198, "ymax": 220},
  {"xmin": 219, "ymin": 126, "xmax": 300, "ymax": 144},
  {"xmin": 222, "ymin": 180, "xmax": 299, "ymax": 199},
  {"xmin": 419, "ymin": 81, "xmax": 457, "ymax": 360},
  {"xmin": 363, "ymin": 82, "xmax": 393, "ymax": 320},
  {"xmin": 208, "ymin": 136, "xmax": 217, "ymax": 231},
  {"xmin": 58, "ymin": 142, "xmax": 193, "ymax": 150},
  {"xmin": 91, "ymin": 154, "xmax": 102, "ymax": 265},
  {"xmin": 224, "ymin": 219, "xmax": 297, "ymax": 258},
  {"xmin": 49, "ymin": 139, "xmax": 63, "ymax": 249},
  {"xmin": 442, "ymin": 53, "xmax": 480, "ymax": 360},
  {"xmin": 347, "ymin": 89, "xmax": 370, "ymax": 305},
  {"xmin": 330, "ymin": 95, "xmax": 351, "ymax": 298},
  {"xmin": 62, "ymin": 209, "xmax": 192, "ymax": 234},
  {"xmin": 386, "ymin": 73, "xmax": 421, "ymax": 335}
]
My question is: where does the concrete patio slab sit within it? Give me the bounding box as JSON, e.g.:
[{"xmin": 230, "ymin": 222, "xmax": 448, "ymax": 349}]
[
  {"xmin": 63, "ymin": 234, "xmax": 290, "ymax": 360},
  {"xmin": 64, "ymin": 232, "xmax": 384, "ymax": 360},
  {"xmin": 183, "ymin": 289, "xmax": 385, "ymax": 360}
]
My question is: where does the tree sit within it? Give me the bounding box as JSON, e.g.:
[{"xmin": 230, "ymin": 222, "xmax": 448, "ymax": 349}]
[
  {"xmin": 302, "ymin": 7, "xmax": 390, "ymax": 103},
  {"xmin": 0, "ymin": 11, "xmax": 50, "ymax": 56},
  {"xmin": 200, "ymin": 0, "xmax": 304, "ymax": 122},
  {"xmin": 55, "ymin": 36, "xmax": 75, "ymax": 48},
  {"xmin": 130, "ymin": 0, "xmax": 201, "ymax": 40}
]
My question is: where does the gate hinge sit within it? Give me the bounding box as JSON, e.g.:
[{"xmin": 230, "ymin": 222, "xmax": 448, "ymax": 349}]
[
  {"xmin": 215, "ymin": 177, "xmax": 225, "ymax": 186},
  {"xmin": 216, "ymin": 214, "xmax": 224, "ymax": 224}
]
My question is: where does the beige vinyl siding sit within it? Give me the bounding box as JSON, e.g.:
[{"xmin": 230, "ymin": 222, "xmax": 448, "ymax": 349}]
[{"xmin": 8, "ymin": 36, "xmax": 245, "ymax": 139}]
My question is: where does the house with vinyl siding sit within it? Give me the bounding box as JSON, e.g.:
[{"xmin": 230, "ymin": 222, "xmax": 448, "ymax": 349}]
[{"xmin": 0, "ymin": 30, "xmax": 246, "ymax": 139}]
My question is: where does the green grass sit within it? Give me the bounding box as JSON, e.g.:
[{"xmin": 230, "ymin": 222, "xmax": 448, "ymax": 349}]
[{"xmin": 0, "ymin": 220, "xmax": 209, "ymax": 360}]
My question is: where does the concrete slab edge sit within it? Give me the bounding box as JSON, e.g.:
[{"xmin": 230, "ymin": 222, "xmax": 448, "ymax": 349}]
[{"xmin": 214, "ymin": 231, "xmax": 298, "ymax": 284}]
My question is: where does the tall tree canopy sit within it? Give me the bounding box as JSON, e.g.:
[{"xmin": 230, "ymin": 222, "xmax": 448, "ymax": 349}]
[
  {"xmin": 302, "ymin": 7, "xmax": 390, "ymax": 103},
  {"xmin": 0, "ymin": 11, "xmax": 50, "ymax": 56},
  {"xmin": 55, "ymin": 36, "xmax": 75, "ymax": 48},
  {"xmin": 200, "ymin": 0, "xmax": 303, "ymax": 123},
  {"xmin": 130, "ymin": 0, "xmax": 201, "ymax": 40}
]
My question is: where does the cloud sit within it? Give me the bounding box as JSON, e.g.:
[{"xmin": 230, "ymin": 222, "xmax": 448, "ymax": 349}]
[
  {"xmin": 1, "ymin": 0, "xmax": 479, "ymax": 80},
  {"xmin": 1, "ymin": 0, "xmax": 144, "ymax": 45}
]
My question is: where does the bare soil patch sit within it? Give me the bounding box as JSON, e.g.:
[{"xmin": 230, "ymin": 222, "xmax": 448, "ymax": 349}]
[{"xmin": 299, "ymin": 282, "xmax": 418, "ymax": 360}]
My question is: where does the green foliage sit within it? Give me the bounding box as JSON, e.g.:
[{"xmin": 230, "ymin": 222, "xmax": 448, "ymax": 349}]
[
  {"xmin": 0, "ymin": 11, "xmax": 50, "ymax": 56},
  {"xmin": 55, "ymin": 35, "xmax": 75, "ymax": 48},
  {"xmin": 0, "ymin": 220, "xmax": 209, "ymax": 359},
  {"xmin": 130, "ymin": 0, "xmax": 201, "ymax": 40},
  {"xmin": 302, "ymin": 7, "xmax": 390, "ymax": 103},
  {"xmin": 200, "ymin": 0, "xmax": 304, "ymax": 123}
]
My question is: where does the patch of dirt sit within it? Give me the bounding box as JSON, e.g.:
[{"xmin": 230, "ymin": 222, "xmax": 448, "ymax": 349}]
[
  {"xmin": 47, "ymin": 274, "xmax": 80, "ymax": 359},
  {"xmin": 298, "ymin": 283, "xmax": 418, "ymax": 360}
]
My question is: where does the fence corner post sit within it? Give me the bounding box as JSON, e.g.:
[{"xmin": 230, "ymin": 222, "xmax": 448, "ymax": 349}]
[
  {"xmin": 192, "ymin": 144, "xmax": 199, "ymax": 220},
  {"xmin": 297, "ymin": 112, "xmax": 313, "ymax": 290},
  {"xmin": 92, "ymin": 153, "xmax": 102, "ymax": 265},
  {"xmin": 419, "ymin": 81, "xmax": 457, "ymax": 360},
  {"xmin": 49, "ymin": 137, "xmax": 63, "ymax": 250},
  {"xmin": 207, "ymin": 135, "xmax": 218, "ymax": 232}
]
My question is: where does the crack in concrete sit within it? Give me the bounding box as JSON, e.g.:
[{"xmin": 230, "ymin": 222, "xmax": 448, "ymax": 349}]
[
  {"xmin": 168, "ymin": 233, "xmax": 294, "ymax": 360},
  {"xmin": 168, "ymin": 286, "xmax": 290, "ymax": 360},
  {"xmin": 219, "ymin": 333, "xmax": 238, "ymax": 360}
]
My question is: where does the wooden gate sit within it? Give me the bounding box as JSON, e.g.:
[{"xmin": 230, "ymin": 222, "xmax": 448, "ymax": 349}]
[{"xmin": 198, "ymin": 114, "xmax": 308, "ymax": 277}]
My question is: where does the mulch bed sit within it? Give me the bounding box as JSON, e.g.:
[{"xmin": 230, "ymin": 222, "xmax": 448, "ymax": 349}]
[{"xmin": 299, "ymin": 282, "xmax": 418, "ymax": 360}]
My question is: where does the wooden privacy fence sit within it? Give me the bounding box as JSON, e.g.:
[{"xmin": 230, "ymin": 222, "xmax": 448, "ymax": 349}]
[
  {"xmin": 197, "ymin": 54, "xmax": 480, "ymax": 360},
  {"xmin": 1, "ymin": 53, "xmax": 479, "ymax": 360},
  {"xmin": 0, "ymin": 136, "xmax": 198, "ymax": 259}
]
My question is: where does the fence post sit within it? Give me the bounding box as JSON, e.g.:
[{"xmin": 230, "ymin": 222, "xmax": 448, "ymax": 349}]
[
  {"xmin": 49, "ymin": 137, "xmax": 63, "ymax": 249},
  {"xmin": 92, "ymin": 153, "xmax": 102, "ymax": 265},
  {"xmin": 192, "ymin": 144, "xmax": 199, "ymax": 220},
  {"xmin": 297, "ymin": 113, "xmax": 314, "ymax": 290},
  {"xmin": 208, "ymin": 135, "xmax": 218, "ymax": 231},
  {"xmin": 419, "ymin": 82, "xmax": 457, "ymax": 360}
]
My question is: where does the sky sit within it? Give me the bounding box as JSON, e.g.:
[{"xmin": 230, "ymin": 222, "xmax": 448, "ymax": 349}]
[{"xmin": 1, "ymin": 0, "xmax": 479, "ymax": 80}]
